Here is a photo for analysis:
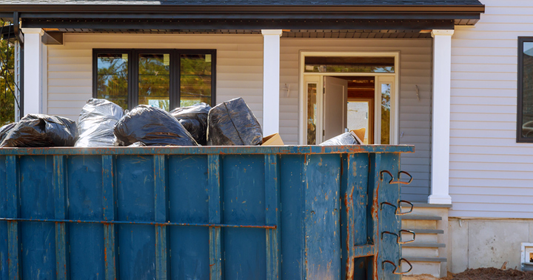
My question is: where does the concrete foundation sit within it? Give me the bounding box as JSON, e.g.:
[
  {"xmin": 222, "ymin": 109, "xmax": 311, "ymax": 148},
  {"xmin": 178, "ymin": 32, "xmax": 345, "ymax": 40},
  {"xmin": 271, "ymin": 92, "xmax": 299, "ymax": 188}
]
[{"xmin": 448, "ymin": 218, "xmax": 533, "ymax": 273}]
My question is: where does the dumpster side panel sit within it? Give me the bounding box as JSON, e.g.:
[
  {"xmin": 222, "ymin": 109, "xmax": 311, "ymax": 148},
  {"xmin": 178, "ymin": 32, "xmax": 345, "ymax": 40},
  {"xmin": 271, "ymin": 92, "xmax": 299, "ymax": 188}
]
[
  {"xmin": 0, "ymin": 156, "xmax": 7, "ymax": 280},
  {"xmin": 222, "ymin": 155, "xmax": 267, "ymax": 280},
  {"xmin": 67, "ymin": 155, "xmax": 106, "ymax": 279},
  {"xmin": 280, "ymin": 155, "xmax": 305, "ymax": 280},
  {"xmin": 116, "ymin": 155, "xmax": 156, "ymax": 280},
  {"xmin": 168, "ymin": 155, "xmax": 209, "ymax": 280},
  {"xmin": 19, "ymin": 156, "xmax": 56, "ymax": 279},
  {"xmin": 305, "ymin": 154, "xmax": 341, "ymax": 280}
]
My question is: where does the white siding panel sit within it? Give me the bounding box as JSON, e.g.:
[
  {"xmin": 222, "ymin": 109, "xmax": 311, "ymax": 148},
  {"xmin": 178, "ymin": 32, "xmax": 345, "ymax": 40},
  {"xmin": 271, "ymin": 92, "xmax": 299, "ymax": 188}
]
[
  {"xmin": 279, "ymin": 38, "xmax": 432, "ymax": 201},
  {"xmin": 47, "ymin": 33, "xmax": 263, "ymax": 122},
  {"xmin": 450, "ymin": 0, "xmax": 533, "ymax": 218}
]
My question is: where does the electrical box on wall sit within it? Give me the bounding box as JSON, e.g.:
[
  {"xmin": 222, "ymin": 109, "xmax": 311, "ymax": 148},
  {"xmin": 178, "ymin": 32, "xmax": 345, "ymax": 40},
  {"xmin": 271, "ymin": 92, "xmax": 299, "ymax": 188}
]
[{"xmin": 521, "ymin": 243, "xmax": 533, "ymax": 271}]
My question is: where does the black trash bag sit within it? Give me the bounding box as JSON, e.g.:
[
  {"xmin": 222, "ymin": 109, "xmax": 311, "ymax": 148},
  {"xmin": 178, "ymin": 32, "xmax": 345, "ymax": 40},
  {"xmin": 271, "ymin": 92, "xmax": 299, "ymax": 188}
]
[
  {"xmin": 320, "ymin": 131, "xmax": 361, "ymax": 146},
  {"xmin": 114, "ymin": 105, "xmax": 198, "ymax": 146},
  {"xmin": 207, "ymin": 97, "xmax": 262, "ymax": 146},
  {"xmin": 0, "ymin": 114, "xmax": 78, "ymax": 147},
  {"xmin": 170, "ymin": 102, "xmax": 211, "ymax": 145},
  {"xmin": 0, "ymin": 122, "xmax": 16, "ymax": 143},
  {"xmin": 75, "ymin": 99, "xmax": 124, "ymax": 147}
]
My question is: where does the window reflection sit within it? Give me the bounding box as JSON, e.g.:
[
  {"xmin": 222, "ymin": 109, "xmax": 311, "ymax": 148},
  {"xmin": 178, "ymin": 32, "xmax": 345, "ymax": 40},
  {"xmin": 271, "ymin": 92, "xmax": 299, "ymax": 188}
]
[
  {"xmin": 138, "ymin": 53, "xmax": 170, "ymax": 111},
  {"xmin": 307, "ymin": 83, "xmax": 317, "ymax": 145},
  {"xmin": 522, "ymin": 42, "xmax": 533, "ymax": 138},
  {"xmin": 180, "ymin": 54, "xmax": 212, "ymax": 107},
  {"xmin": 381, "ymin": 83, "xmax": 391, "ymax": 144},
  {"xmin": 96, "ymin": 53, "xmax": 128, "ymax": 109}
]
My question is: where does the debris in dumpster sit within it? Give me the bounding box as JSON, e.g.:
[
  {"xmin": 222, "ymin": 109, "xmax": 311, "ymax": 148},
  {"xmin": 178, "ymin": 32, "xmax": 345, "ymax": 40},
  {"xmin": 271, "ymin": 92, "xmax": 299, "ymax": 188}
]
[
  {"xmin": 170, "ymin": 102, "xmax": 211, "ymax": 145},
  {"xmin": 128, "ymin": 141, "xmax": 146, "ymax": 147},
  {"xmin": 351, "ymin": 128, "xmax": 366, "ymax": 143},
  {"xmin": 319, "ymin": 131, "xmax": 361, "ymax": 146},
  {"xmin": 207, "ymin": 97, "xmax": 262, "ymax": 145},
  {"xmin": 0, "ymin": 122, "xmax": 16, "ymax": 143},
  {"xmin": 114, "ymin": 105, "xmax": 198, "ymax": 146},
  {"xmin": 262, "ymin": 133, "xmax": 284, "ymax": 146},
  {"xmin": 0, "ymin": 114, "xmax": 78, "ymax": 147},
  {"xmin": 75, "ymin": 99, "xmax": 124, "ymax": 147}
]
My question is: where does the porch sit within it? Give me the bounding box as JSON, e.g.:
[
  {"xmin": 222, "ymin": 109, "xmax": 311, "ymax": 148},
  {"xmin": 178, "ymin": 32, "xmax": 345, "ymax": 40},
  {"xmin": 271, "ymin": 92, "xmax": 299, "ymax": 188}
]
[{"xmin": 15, "ymin": 28, "xmax": 453, "ymax": 204}]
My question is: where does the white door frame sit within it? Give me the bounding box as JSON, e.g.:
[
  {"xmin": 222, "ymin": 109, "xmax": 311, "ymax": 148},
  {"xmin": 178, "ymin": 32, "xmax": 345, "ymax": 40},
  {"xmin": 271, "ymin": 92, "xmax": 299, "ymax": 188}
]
[{"xmin": 298, "ymin": 51, "xmax": 400, "ymax": 144}]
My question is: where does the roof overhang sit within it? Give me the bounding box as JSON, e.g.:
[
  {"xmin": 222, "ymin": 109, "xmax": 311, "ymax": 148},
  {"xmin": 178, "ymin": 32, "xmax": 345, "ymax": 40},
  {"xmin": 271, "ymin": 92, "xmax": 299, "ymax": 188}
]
[{"xmin": 0, "ymin": 4, "xmax": 485, "ymax": 30}]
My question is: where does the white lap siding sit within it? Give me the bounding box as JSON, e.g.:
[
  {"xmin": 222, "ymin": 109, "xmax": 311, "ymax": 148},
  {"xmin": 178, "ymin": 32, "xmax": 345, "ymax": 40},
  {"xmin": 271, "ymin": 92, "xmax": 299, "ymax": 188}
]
[
  {"xmin": 47, "ymin": 33, "xmax": 263, "ymax": 123},
  {"xmin": 450, "ymin": 0, "xmax": 533, "ymax": 218},
  {"xmin": 279, "ymin": 38, "xmax": 433, "ymax": 202}
]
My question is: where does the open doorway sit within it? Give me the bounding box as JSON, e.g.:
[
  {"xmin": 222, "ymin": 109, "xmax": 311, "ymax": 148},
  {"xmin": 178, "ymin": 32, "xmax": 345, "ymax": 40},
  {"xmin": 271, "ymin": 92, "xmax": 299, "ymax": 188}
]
[{"xmin": 301, "ymin": 53, "xmax": 398, "ymax": 145}]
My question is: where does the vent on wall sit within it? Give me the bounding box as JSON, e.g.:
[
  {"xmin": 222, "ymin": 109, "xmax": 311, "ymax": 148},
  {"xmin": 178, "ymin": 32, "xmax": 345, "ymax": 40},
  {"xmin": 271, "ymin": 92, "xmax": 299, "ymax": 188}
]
[{"xmin": 521, "ymin": 243, "xmax": 533, "ymax": 271}]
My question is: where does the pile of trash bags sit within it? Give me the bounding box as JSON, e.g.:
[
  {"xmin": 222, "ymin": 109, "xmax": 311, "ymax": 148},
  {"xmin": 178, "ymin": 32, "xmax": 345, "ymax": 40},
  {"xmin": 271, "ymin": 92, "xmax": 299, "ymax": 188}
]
[
  {"xmin": 0, "ymin": 97, "xmax": 268, "ymax": 147},
  {"xmin": 0, "ymin": 95, "xmax": 360, "ymax": 148}
]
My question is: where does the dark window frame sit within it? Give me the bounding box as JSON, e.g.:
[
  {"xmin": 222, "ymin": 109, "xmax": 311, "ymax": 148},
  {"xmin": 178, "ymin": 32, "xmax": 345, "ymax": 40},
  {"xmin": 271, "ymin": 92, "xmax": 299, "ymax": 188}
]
[
  {"xmin": 517, "ymin": 37, "xmax": 533, "ymax": 142},
  {"xmin": 92, "ymin": 48, "xmax": 217, "ymax": 110}
]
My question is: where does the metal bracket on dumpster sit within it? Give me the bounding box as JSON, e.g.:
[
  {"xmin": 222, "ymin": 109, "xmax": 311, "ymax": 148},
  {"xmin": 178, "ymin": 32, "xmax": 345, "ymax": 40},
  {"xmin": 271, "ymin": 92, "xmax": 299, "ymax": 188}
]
[
  {"xmin": 379, "ymin": 170, "xmax": 413, "ymax": 185},
  {"xmin": 382, "ymin": 258, "xmax": 413, "ymax": 275},
  {"xmin": 380, "ymin": 200, "xmax": 413, "ymax": 216},
  {"xmin": 381, "ymin": 230, "xmax": 416, "ymax": 245},
  {"xmin": 397, "ymin": 200, "xmax": 414, "ymax": 215}
]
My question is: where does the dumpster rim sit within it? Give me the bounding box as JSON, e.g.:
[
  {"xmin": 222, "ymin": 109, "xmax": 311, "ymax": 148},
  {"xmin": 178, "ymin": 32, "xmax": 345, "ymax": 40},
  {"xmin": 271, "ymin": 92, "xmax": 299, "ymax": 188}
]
[{"xmin": 0, "ymin": 145, "xmax": 414, "ymax": 156}]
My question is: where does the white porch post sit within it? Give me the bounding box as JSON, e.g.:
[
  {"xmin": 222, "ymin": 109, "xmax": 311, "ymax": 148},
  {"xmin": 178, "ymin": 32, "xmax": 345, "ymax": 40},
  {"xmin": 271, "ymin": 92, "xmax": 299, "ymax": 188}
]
[
  {"xmin": 261, "ymin": 29, "xmax": 282, "ymax": 136},
  {"xmin": 21, "ymin": 28, "xmax": 44, "ymax": 115},
  {"xmin": 429, "ymin": 29, "xmax": 454, "ymax": 205}
]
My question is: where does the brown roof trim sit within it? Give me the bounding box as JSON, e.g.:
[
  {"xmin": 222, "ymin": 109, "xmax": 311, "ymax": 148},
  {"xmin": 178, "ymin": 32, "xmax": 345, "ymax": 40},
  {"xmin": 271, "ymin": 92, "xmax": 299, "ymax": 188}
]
[{"xmin": 0, "ymin": 4, "xmax": 485, "ymax": 14}]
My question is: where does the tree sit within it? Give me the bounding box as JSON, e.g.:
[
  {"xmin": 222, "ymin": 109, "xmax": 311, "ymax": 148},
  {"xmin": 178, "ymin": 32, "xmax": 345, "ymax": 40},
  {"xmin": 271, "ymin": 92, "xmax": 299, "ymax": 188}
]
[{"xmin": 0, "ymin": 20, "xmax": 15, "ymax": 125}]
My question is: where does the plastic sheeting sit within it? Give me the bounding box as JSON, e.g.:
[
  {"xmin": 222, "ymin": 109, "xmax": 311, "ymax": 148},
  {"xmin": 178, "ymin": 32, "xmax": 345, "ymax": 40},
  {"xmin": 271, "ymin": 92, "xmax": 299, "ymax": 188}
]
[
  {"xmin": 170, "ymin": 102, "xmax": 211, "ymax": 145},
  {"xmin": 0, "ymin": 123, "xmax": 16, "ymax": 144},
  {"xmin": 320, "ymin": 131, "xmax": 361, "ymax": 146},
  {"xmin": 207, "ymin": 97, "xmax": 262, "ymax": 145},
  {"xmin": 0, "ymin": 114, "xmax": 78, "ymax": 147},
  {"xmin": 114, "ymin": 105, "xmax": 198, "ymax": 146},
  {"xmin": 75, "ymin": 99, "xmax": 124, "ymax": 147}
]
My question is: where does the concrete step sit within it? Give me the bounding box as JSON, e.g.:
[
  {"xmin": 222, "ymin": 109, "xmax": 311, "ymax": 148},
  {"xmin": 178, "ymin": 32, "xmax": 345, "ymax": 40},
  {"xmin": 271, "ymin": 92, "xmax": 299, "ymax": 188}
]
[
  {"xmin": 403, "ymin": 243, "xmax": 446, "ymax": 248},
  {"xmin": 407, "ymin": 257, "xmax": 447, "ymax": 262},
  {"xmin": 402, "ymin": 219, "xmax": 438, "ymax": 230},
  {"xmin": 402, "ymin": 215, "xmax": 442, "ymax": 220},
  {"xmin": 403, "ymin": 260, "xmax": 441, "ymax": 278},
  {"xmin": 404, "ymin": 229, "xmax": 444, "ymax": 234},
  {"xmin": 402, "ymin": 232, "xmax": 438, "ymax": 243},
  {"xmin": 403, "ymin": 247, "xmax": 439, "ymax": 258}
]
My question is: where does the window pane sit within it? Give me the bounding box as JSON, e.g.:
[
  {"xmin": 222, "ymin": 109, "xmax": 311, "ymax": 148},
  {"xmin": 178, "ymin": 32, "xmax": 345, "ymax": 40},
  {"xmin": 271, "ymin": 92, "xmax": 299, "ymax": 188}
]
[
  {"xmin": 522, "ymin": 42, "xmax": 533, "ymax": 138},
  {"xmin": 305, "ymin": 56, "xmax": 394, "ymax": 73},
  {"xmin": 96, "ymin": 53, "xmax": 128, "ymax": 109},
  {"xmin": 381, "ymin": 83, "xmax": 391, "ymax": 145},
  {"xmin": 138, "ymin": 53, "xmax": 170, "ymax": 111},
  {"xmin": 180, "ymin": 54, "xmax": 212, "ymax": 107},
  {"xmin": 307, "ymin": 83, "xmax": 317, "ymax": 145}
]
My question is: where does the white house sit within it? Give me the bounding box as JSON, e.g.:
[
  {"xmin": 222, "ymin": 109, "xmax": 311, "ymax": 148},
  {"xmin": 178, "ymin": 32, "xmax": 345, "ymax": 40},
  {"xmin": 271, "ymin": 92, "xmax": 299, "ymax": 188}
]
[{"xmin": 1, "ymin": 0, "xmax": 532, "ymax": 278}]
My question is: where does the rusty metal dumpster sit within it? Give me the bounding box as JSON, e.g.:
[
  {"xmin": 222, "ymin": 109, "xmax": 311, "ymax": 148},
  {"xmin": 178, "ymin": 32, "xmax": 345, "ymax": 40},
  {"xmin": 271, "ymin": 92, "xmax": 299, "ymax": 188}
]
[{"xmin": 0, "ymin": 145, "xmax": 414, "ymax": 280}]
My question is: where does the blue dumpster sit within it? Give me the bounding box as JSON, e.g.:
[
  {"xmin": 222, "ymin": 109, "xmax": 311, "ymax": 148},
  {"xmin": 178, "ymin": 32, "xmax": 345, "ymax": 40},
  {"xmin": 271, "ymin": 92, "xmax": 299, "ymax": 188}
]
[{"xmin": 0, "ymin": 145, "xmax": 414, "ymax": 280}]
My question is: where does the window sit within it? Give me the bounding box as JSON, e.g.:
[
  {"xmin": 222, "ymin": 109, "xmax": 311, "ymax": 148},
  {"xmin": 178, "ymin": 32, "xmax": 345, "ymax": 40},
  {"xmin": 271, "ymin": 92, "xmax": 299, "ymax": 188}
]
[
  {"xmin": 518, "ymin": 38, "xmax": 533, "ymax": 142},
  {"xmin": 93, "ymin": 49, "xmax": 216, "ymax": 110}
]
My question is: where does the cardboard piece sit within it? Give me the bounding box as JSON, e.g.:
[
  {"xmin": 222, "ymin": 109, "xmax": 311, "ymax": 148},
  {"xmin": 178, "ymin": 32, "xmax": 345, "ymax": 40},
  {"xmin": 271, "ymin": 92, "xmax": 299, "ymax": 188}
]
[
  {"xmin": 262, "ymin": 133, "xmax": 284, "ymax": 146},
  {"xmin": 351, "ymin": 128, "xmax": 366, "ymax": 143}
]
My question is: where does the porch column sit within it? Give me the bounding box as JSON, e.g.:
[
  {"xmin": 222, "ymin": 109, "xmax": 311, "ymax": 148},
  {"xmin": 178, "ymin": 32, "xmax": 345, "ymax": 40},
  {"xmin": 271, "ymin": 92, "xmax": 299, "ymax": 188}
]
[
  {"xmin": 261, "ymin": 29, "xmax": 282, "ymax": 136},
  {"xmin": 21, "ymin": 28, "xmax": 44, "ymax": 115},
  {"xmin": 429, "ymin": 29, "xmax": 454, "ymax": 205}
]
